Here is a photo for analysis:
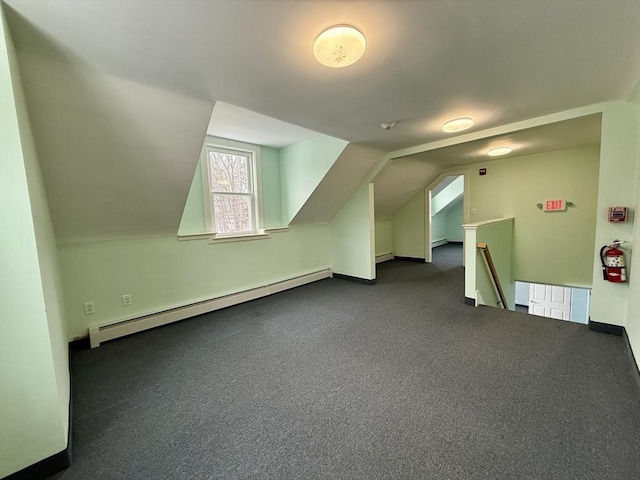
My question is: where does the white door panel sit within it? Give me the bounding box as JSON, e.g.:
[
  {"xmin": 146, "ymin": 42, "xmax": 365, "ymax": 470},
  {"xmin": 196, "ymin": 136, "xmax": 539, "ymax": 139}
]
[
  {"xmin": 532, "ymin": 284, "xmax": 546, "ymax": 301},
  {"xmin": 528, "ymin": 284, "xmax": 571, "ymax": 321},
  {"xmin": 550, "ymin": 286, "xmax": 567, "ymax": 303},
  {"xmin": 532, "ymin": 304, "xmax": 546, "ymax": 316}
]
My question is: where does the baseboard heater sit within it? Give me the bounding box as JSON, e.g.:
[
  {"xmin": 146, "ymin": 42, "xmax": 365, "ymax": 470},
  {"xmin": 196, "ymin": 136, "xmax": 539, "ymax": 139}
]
[
  {"xmin": 375, "ymin": 253, "xmax": 394, "ymax": 264},
  {"xmin": 89, "ymin": 269, "xmax": 332, "ymax": 348},
  {"xmin": 431, "ymin": 239, "xmax": 448, "ymax": 248}
]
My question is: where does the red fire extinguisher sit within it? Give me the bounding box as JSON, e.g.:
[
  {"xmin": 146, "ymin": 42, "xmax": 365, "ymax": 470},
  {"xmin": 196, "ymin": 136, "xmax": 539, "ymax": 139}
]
[{"xmin": 600, "ymin": 241, "xmax": 627, "ymax": 283}]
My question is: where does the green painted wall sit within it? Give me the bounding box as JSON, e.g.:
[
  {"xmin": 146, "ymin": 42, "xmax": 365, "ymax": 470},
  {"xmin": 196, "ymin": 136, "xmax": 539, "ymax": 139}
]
[
  {"xmin": 260, "ymin": 146, "xmax": 282, "ymax": 228},
  {"xmin": 475, "ymin": 219, "xmax": 516, "ymax": 310},
  {"xmin": 0, "ymin": 9, "xmax": 69, "ymax": 476},
  {"xmin": 590, "ymin": 103, "xmax": 638, "ymax": 328},
  {"xmin": 329, "ymin": 183, "xmax": 375, "ymax": 280},
  {"xmin": 431, "ymin": 198, "xmax": 463, "ymax": 245},
  {"xmin": 59, "ymin": 226, "xmax": 329, "ymax": 339},
  {"xmin": 393, "ymin": 189, "xmax": 426, "ymax": 259},
  {"xmin": 445, "ymin": 200, "xmax": 464, "ymax": 242},
  {"xmin": 462, "ymin": 146, "xmax": 600, "ymax": 287},
  {"xmin": 432, "ymin": 176, "xmax": 463, "ymax": 215},
  {"xmin": 178, "ymin": 159, "xmax": 206, "ymax": 235},
  {"xmin": 279, "ymin": 135, "xmax": 348, "ymax": 225},
  {"xmin": 431, "ymin": 213, "xmax": 447, "ymax": 243},
  {"xmin": 375, "ymin": 219, "xmax": 393, "ymax": 256},
  {"xmin": 624, "ymin": 84, "xmax": 640, "ymax": 369}
]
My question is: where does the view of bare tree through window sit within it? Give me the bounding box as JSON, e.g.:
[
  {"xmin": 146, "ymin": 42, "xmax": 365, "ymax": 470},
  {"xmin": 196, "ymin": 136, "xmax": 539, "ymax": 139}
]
[{"xmin": 208, "ymin": 150, "xmax": 253, "ymax": 233}]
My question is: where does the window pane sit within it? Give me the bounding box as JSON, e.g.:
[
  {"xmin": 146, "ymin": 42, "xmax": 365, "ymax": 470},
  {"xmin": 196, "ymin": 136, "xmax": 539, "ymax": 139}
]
[
  {"xmin": 208, "ymin": 151, "xmax": 250, "ymax": 193},
  {"xmin": 212, "ymin": 194, "xmax": 253, "ymax": 233}
]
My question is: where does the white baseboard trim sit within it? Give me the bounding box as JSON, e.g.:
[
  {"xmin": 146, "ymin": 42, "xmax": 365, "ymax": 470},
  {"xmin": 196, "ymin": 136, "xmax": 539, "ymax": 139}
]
[
  {"xmin": 375, "ymin": 253, "xmax": 394, "ymax": 264},
  {"xmin": 431, "ymin": 239, "xmax": 448, "ymax": 248},
  {"xmin": 89, "ymin": 269, "xmax": 332, "ymax": 348}
]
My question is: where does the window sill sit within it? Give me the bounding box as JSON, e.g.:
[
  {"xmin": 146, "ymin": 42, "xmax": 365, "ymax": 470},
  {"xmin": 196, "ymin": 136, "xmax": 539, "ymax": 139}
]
[
  {"xmin": 208, "ymin": 232, "xmax": 271, "ymax": 244},
  {"xmin": 177, "ymin": 227, "xmax": 288, "ymax": 243}
]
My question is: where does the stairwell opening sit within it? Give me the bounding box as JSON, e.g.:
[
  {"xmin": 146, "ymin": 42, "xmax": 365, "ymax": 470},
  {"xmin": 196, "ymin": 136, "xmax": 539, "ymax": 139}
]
[{"xmin": 514, "ymin": 281, "xmax": 591, "ymax": 324}]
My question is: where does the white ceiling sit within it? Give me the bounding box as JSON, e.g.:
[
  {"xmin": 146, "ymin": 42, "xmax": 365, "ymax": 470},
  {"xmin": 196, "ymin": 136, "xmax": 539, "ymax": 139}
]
[
  {"xmin": 6, "ymin": 0, "xmax": 639, "ymax": 151},
  {"xmin": 207, "ymin": 102, "xmax": 319, "ymax": 149},
  {"xmin": 400, "ymin": 114, "xmax": 603, "ymax": 168},
  {"xmin": 4, "ymin": 0, "xmax": 638, "ymax": 239}
]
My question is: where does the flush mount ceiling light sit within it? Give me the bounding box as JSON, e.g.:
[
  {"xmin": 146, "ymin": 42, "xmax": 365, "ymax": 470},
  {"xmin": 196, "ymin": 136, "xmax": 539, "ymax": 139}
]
[
  {"xmin": 442, "ymin": 117, "xmax": 474, "ymax": 133},
  {"xmin": 314, "ymin": 25, "xmax": 366, "ymax": 68},
  {"xmin": 488, "ymin": 147, "xmax": 513, "ymax": 156}
]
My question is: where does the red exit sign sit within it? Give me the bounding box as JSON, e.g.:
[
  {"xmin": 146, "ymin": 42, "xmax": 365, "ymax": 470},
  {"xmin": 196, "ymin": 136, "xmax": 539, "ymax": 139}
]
[{"xmin": 544, "ymin": 199, "xmax": 566, "ymax": 212}]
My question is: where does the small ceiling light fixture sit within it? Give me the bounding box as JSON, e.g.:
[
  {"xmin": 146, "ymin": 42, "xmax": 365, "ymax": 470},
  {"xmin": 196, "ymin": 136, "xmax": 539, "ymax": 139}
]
[
  {"xmin": 314, "ymin": 25, "xmax": 366, "ymax": 68},
  {"xmin": 442, "ymin": 117, "xmax": 474, "ymax": 133},
  {"xmin": 488, "ymin": 147, "xmax": 513, "ymax": 156},
  {"xmin": 381, "ymin": 122, "xmax": 396, "ymax": 131}
]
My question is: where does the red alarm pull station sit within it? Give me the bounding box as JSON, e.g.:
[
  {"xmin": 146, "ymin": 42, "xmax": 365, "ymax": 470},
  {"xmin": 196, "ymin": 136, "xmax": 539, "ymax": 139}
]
[
  {"xmin": 479, "ymin": 168, "xmax": 487, "ymax": 176},
  {"xmin": 608, "ymin": 207, "xmax": 628, "ymax": 223}
]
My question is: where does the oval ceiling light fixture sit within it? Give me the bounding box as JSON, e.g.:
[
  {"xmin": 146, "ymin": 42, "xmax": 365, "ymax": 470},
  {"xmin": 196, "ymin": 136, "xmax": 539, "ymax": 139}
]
[
  {"xmin": 314, "ymin": 25, "xmax": 366, "ymax": 68},
  {"xmin": 442, "ymin": 117, "xmax": 474, "ymax": 133},
  {"xmin": 488, "ymin": 147, "xmax": 513, "ymax": 156}
]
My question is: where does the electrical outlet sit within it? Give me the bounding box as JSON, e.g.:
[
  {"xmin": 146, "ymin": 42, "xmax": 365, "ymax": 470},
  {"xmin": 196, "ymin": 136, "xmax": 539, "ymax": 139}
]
[
  {"xmin": 121, "ymin": 294, "xmax": 132, "ymax": 307},
  {"xmin": 84, "ymin": 301, "xmax": 96, "ymax": 315},
  {"xmin": 312, "ymin": 257, "xmax": 317, "ymax": 266}
]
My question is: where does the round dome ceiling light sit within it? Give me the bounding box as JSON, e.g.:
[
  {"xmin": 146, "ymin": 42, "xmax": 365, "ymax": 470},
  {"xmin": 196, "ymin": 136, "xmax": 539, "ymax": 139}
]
[
  {"xmin": 488, "ymin": 147, "xmax": 513, "ymax": 156},
  {"xmin": 442, "ymin": 117, "xmax": 474, "ymax": 133},
  {"xmin": 314, "ymin": 25, "xmax": 366, "ymax": 68}
]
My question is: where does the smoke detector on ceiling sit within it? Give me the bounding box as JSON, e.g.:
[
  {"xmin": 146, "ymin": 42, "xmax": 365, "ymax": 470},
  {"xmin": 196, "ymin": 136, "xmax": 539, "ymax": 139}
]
[{"xmin": 381, "ymin": 122, "xmax": 397, "ymax": 131}]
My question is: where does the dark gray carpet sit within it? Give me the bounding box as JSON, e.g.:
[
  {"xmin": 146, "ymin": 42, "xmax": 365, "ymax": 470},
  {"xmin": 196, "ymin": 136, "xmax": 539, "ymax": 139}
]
[{"xmin": 62, "ymin": 244, "xmax": 640, "ymax": 479}]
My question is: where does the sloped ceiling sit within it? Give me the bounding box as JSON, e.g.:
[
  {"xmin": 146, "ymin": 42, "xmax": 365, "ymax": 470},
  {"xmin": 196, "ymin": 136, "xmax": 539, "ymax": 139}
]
[
  {"xmin": 436, "ymin": 196, "xmax": 463, "ymax": 217},
  {"xmin": 431, "ymin": 176, "xmax": 460, "ymax": 198},
  {"xmin": 291, "ymin": 143, "xmax": 386, "ymax": 225},
  {"xmin": 4, "ymin": 1, "xmax": 638, "ymax": 237},
  {"xmin": 373, "ymin": 157, "xmax": 442, "ymax": 219},
  {"xmin": 6, "ymin": 1, "xmax": 638, "ymax": 150},
  {"xmin": 207, "ymin": 102, "xmax": 318, "ymax": 149},
  {"xmin": 7, "ymin": 12, "xmax": 213, "ymax": 243},
  {"xmin": 22, "ymin": 58, "xmax": 213, "ymax": 243}
]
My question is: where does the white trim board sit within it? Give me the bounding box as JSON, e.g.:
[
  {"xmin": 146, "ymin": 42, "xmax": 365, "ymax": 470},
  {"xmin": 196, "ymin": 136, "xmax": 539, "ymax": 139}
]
[
  {"xmin": 89, "ymin": 269, "xmax": 332, "ymax": 348},
  {"xmin": 375, "ymin": 253, "xmax": 394, "ymax": 264},
  {"xmin": 431, "ymin": 239, "xmax": 447, "ymax": 248}
]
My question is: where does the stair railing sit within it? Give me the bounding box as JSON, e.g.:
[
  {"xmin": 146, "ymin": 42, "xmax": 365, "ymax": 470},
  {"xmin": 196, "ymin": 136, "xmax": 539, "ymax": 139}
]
[{"xmin": 476, "ymin": 242, "xmax": 509, "ymax": 309}]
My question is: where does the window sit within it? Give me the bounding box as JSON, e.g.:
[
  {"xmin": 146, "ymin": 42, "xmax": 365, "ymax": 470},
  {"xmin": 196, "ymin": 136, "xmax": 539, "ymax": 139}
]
[{"xmin": 202, "ymin": 138, "xmax": 261, "ymax": 237}]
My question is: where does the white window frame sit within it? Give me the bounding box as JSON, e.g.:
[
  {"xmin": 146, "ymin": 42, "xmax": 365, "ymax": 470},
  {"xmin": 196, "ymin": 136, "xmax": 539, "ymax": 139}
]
[{"xmin": 201, "ymin": 136, "xmax": 263, "ymax": 239}]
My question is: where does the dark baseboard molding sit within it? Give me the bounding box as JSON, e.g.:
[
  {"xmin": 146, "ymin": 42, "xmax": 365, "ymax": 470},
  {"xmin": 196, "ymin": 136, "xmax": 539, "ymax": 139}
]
[
  {"xmin": 582, "ymin": 320, "xmax": 639, "ymax": 385},
  {"xmin": 464, "ymin": 297, "xmax": 475, "ymax": 306},
  {"xmin": 447, "ymin": 241, "xmax": 463, "ymax": 245},
  {"xmin": 4, "ymin": 448, "xmax": 70, "ymax": 480},
  {"xmin": 5, "ymin": 364, "xmax": 73, "ymax": 480},
  {"xmin": 622, "ymin": 329, "xmax": 640, "ymax": 382},
  {"xmin": 588, "ymin": 320, "xmax": 624, "ymax": 336},
  {"xmin": 69, "ymin": 336, "xmax": 91, "ymax": 352},
  {"xmin": 333, "ymin": 273, "xmax": 376, "ymax": 285},
  {"xmin": 394, "ymin": 256, "xmax": 425, "ymax": 263}
]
